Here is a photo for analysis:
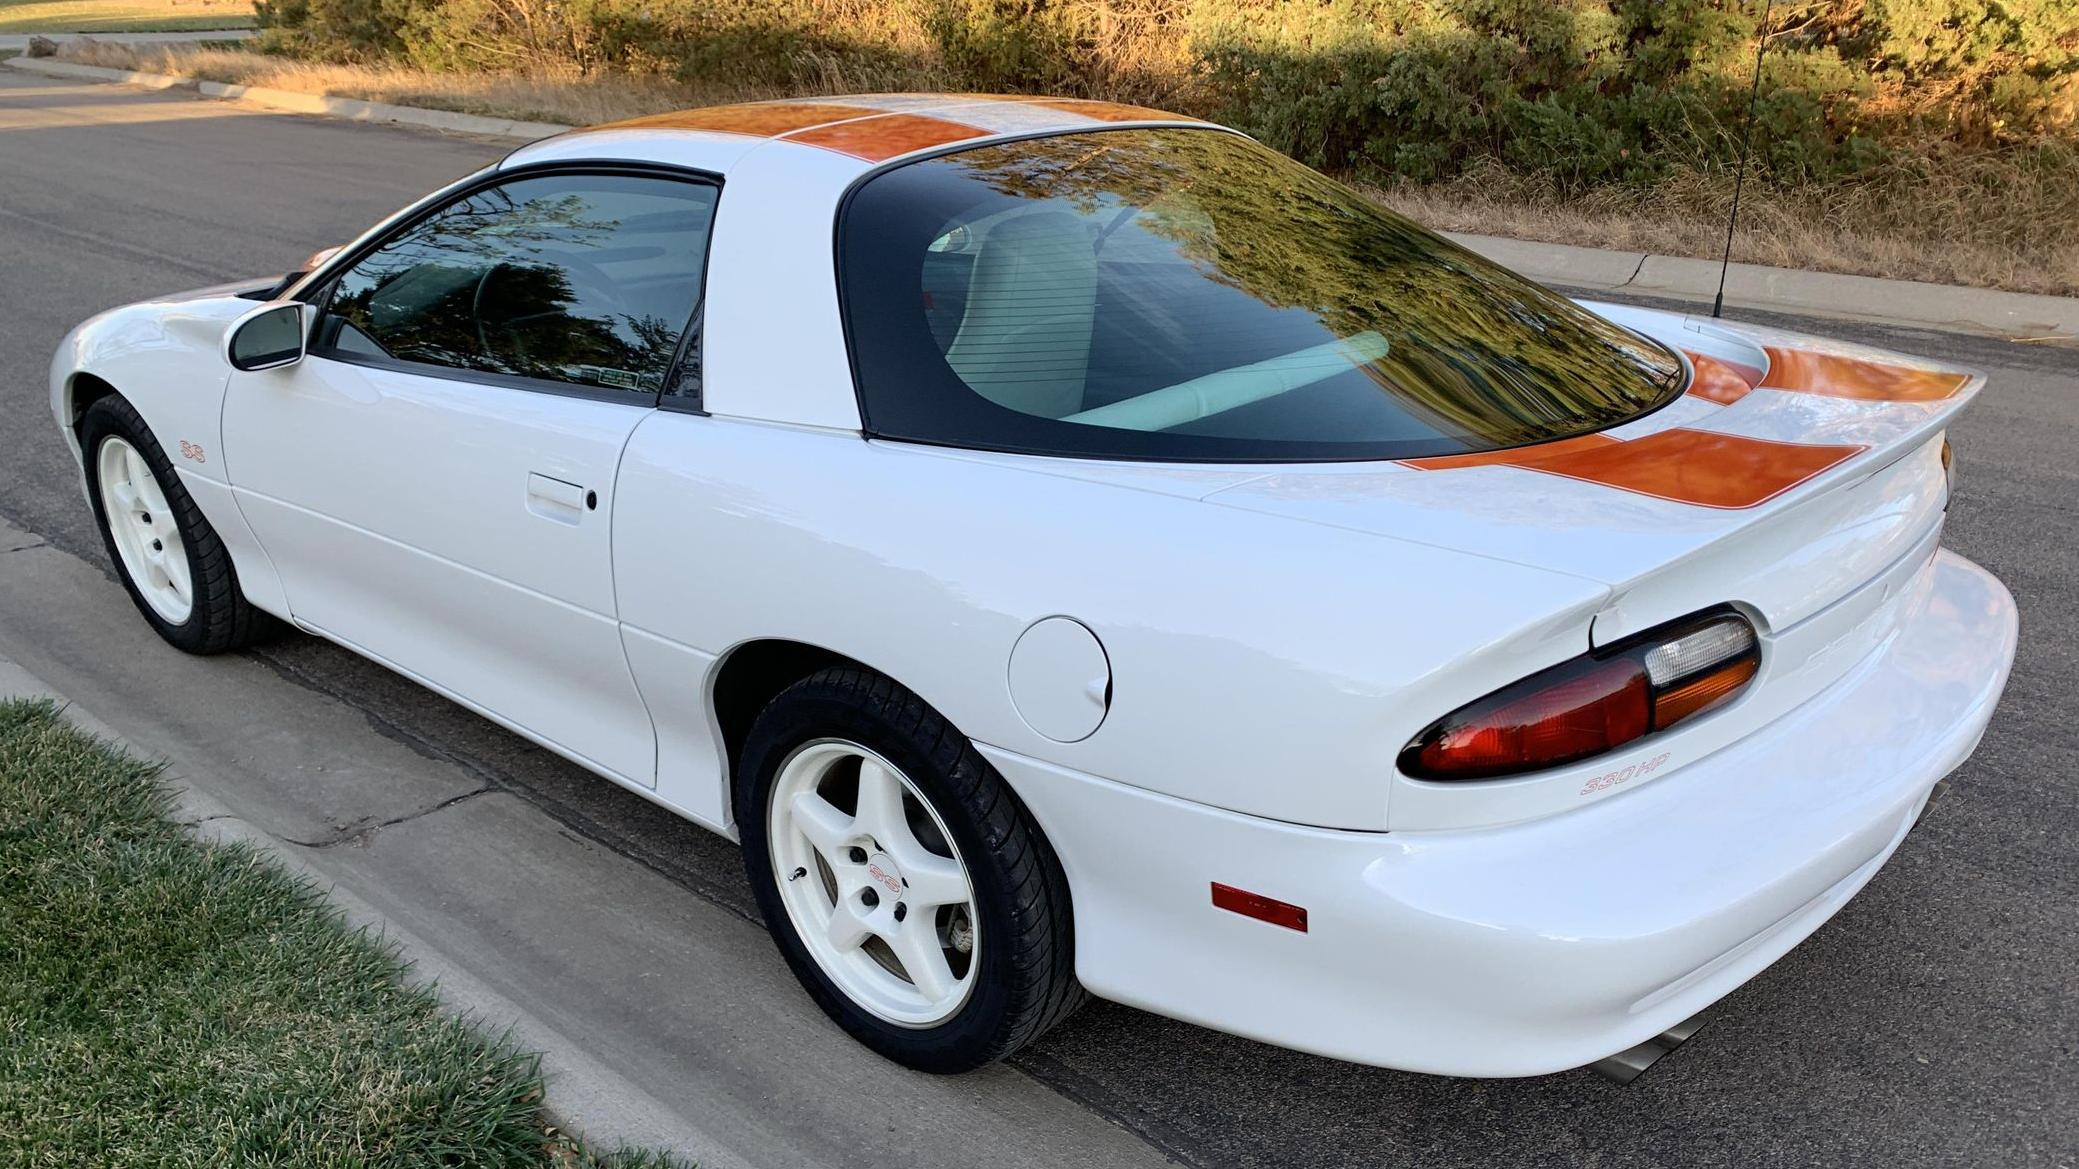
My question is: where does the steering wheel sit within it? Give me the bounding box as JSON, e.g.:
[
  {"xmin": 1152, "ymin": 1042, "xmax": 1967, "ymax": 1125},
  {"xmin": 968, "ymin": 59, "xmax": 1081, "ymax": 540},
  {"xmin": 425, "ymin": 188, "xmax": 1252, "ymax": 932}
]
[{"xmin": 471, "ymin": 251, "xmax": 632, "ymax": 367}]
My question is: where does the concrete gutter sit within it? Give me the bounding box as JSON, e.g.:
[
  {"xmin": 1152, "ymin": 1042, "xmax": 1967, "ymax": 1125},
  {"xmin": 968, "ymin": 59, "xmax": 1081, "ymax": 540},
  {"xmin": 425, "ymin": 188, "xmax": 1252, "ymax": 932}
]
[{"xmin": 7, "ymin": 52, "xmax": 2076, "ymax": 342}]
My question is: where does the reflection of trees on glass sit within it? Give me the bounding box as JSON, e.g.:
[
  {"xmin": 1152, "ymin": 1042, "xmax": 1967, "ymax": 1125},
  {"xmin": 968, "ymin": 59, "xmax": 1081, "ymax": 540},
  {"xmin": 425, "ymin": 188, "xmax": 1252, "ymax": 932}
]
[
  {"xmin": 947, "ymin": 130, "xmax": 1683, "ymax": 446},
  {"xmin": 324, "ymin": 176, "xmax": 709, "ymax": 393}
]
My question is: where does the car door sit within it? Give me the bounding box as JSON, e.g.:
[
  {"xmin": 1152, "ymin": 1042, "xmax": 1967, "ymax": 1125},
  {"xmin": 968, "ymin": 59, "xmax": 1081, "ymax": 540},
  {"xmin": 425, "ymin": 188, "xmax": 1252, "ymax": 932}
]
[{"xmin": 221, "ymin": 166, "xmax": 719, "ymax": 785}]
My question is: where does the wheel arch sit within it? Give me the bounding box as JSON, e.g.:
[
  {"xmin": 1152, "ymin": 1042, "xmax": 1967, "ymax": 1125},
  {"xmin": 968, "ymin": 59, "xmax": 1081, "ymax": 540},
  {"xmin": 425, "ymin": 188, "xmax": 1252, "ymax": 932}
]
[
  {"xmin": 64, "ymin": 371, "xmax": 123, "ymax": 443},
  {"xmin": 709, "ymin": 638, "xmax": 868, "ymax": 788},
  {"xmin": 704, "ymin": 637, "xmax": 1070, "ymax": 876}
]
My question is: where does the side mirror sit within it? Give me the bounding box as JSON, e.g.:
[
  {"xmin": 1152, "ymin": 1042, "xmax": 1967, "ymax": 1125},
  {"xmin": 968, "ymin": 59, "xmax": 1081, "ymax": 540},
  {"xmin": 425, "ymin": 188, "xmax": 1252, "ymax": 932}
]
[{"xmin": 227, "ymin": 302, "xmax": 307, "ymax": 372}]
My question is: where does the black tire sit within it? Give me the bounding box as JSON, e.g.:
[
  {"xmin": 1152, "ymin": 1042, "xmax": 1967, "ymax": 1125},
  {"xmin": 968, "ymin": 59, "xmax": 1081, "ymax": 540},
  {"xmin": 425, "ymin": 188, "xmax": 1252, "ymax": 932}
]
[
  {"xmin": 737, "ymin": 667, "xmax": 1086, "ymax": 1072},
  {"xmin": 80, "ymin": 395, "xmax": 273, "ymax": 655}
]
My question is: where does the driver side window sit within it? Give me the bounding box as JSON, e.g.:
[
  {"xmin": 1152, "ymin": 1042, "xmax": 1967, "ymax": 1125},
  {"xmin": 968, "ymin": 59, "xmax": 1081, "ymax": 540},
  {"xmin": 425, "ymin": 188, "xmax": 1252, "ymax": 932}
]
[{"xmin": 316, "ymin": 171, "xmax": 716, "ymax": 397}]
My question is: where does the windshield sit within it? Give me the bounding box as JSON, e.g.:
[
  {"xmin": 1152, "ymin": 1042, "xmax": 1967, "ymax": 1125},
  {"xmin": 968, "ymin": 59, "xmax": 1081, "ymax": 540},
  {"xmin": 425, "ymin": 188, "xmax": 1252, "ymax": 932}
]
[{"xmin": 838, "ymin": 127, "xmax": 1684, "ymax": 463}]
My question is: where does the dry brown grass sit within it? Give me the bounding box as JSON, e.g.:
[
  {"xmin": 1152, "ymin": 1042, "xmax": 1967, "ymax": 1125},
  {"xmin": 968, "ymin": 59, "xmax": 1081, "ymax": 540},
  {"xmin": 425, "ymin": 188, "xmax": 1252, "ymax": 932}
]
[
  {"xmin": 53, "ymin": 39, "xmax": 2079, "ymax": 298},
  {"xmin": 1375, "ymin": 157, "xmax": 2079, "ymax": 298},
  {"xmin": 57, "ymin": 41, "xmax": 747, "ymax": 123}
]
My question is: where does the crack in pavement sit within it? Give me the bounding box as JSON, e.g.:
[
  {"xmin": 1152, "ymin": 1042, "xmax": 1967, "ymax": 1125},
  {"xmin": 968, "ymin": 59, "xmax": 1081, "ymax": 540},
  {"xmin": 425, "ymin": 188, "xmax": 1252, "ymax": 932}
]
[
  {"xmin": 285, "ymin": 783, "xmax": 498, "ymax": 849},
  {"xmin": 0, "ymin": 538, "xmax": 47, "ymax": 554},
  {"xmin": 244, "ymin": 645, "xmax": 766, "ymax": 925}
]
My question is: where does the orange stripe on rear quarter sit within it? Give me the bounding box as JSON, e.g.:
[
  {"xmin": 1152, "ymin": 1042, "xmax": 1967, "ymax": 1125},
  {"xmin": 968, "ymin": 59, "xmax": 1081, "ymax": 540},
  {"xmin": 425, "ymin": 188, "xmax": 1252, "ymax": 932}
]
[
  {"xmin": 1516, "ymin": 427, "xmax": 1864, "ymax": 509},
  {"xmin": 601, "ymin": 102, "xmax": 884, "ymax": 137},
  {"xmin": 786, "ymin": 113, "xmax": 989, "ymax": 161},
  {"xmin": 1685, "ymin": 351, "xmax": 1761, "ymax": 405},
  {"xmin": 1402, "ymin": 427, "xmax": 1863, "ymax": 508},
  {"xmin": 1762, "ymin": 347, "xmax": 1971, "ymax": 402}
]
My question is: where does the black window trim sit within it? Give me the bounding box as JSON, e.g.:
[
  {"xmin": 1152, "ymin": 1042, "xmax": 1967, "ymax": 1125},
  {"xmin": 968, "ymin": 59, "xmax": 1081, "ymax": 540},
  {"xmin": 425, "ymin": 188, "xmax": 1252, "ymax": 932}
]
[
  {"xmin": 829, "ymin": 124, "xmax": 1690, "ymax": 465},
  {"xmin": 296, "ymin": 160, "xmax": 724, "ymax": 411}
]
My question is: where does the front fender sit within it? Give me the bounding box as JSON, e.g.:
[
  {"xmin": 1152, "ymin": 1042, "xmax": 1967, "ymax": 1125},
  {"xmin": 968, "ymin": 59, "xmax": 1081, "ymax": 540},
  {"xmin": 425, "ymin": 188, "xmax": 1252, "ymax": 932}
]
[
  {"xmin": 50, "ymin": 291, "xmax": 266, "ymax": 484},
  {"xmin": 50, "ymin": 288, "xmax": 295, "ymax": 620}
]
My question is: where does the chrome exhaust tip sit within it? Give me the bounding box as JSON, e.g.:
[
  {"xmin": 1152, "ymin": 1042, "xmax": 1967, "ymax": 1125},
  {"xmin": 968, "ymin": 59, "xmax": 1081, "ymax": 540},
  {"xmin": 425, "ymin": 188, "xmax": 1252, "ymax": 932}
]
[{"xmin": 1588, "ymin": 1011, "xmax": 1709, "ymax": 1084}]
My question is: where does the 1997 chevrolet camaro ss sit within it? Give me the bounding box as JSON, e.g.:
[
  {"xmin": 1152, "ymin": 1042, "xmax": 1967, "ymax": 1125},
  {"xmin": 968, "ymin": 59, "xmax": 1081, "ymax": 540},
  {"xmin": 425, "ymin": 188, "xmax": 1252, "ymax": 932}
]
[{"xmin": 51, "ymin": 94, "xmax": 2017, "ymax": 1079}]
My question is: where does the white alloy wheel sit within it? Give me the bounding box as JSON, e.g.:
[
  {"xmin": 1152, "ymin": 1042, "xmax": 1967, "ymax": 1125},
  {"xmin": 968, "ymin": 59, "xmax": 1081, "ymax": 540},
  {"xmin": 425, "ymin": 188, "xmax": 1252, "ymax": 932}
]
[
  {"xmin": 96, "ymin": 435, "xmax": 192, "ymax": 624},
  {"xmin": 768, "ymin": 739, "xmax": 980, "ymax": 1028}
]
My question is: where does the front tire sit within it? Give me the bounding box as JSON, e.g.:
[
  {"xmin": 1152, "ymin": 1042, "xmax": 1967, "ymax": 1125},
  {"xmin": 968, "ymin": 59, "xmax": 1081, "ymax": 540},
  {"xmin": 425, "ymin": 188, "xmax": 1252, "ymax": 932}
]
[
  {"xmin": 737, "ymin": 667, "xmax": 1085, "ymax": 1072},
  {"xmin": 80, "ymin": 395, "xmax": 270, "ymax": 655}
]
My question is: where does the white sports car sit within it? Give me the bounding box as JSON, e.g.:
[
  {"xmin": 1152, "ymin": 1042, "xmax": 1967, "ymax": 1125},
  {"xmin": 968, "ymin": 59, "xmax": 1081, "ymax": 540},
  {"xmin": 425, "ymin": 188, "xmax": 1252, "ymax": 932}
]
[{"xmin": 51, "ymin": 94, "xmax": 2017, "ymax": 1080}]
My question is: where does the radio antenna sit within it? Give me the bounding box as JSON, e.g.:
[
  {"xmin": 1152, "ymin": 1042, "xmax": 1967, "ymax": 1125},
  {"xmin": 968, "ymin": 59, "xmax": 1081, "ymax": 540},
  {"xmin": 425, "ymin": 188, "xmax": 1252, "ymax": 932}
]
[{"xmin": 1714, "ymin": 0, "xmax": 1775, "ymax": 318}]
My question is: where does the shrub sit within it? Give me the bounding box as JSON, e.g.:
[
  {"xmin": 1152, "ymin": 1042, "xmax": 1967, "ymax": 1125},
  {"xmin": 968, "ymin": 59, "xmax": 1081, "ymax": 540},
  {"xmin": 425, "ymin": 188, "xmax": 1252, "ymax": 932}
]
[{"xmin": 251, "ymin": 0, "xmax": 2079, "ymax": 191}]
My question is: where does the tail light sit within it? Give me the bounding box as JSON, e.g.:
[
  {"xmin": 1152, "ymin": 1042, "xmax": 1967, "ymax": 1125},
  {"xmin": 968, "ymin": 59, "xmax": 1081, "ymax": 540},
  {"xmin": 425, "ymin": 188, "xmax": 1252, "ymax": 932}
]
[{"xmin": 1400, "ymin": 611, "xmax": 1759, "ymax": 781}]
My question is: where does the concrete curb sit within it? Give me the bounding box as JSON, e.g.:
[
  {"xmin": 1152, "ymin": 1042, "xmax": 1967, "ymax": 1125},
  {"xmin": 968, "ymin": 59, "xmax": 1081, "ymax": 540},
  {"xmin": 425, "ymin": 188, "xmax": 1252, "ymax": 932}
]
[
  {"xmin": 8, "ymin": 52, "xmax": 2077, "ymax": 341},
  {"xmin": 0, "ymin": 654, "xmax": 753, "ymax": 1169},
  {"xmin": 1449, "ymin": 232, "xmax": 2079, "ymax": 340}
]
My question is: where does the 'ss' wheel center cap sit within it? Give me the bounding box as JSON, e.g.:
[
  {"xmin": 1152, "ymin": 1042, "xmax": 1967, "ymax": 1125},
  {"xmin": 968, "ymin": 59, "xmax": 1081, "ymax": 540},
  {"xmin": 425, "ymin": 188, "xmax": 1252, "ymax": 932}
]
[{"xmin": 864, "ymin": 851, "xmax": 904, "ymax": 900}]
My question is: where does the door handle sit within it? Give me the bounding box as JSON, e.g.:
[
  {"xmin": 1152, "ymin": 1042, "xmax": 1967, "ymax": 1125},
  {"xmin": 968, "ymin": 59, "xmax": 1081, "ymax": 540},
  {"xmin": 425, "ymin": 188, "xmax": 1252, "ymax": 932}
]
[{"xmin": 526, "ymin": 472, "xmax": 590, "ymax": 524}]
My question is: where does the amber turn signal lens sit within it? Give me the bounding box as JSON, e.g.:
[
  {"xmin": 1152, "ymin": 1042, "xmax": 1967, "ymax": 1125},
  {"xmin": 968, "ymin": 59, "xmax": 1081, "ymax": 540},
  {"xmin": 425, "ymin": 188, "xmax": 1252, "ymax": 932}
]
[{"xmin": 1402, "ymin": 611, "xmax": 1760, "ymax": 781}]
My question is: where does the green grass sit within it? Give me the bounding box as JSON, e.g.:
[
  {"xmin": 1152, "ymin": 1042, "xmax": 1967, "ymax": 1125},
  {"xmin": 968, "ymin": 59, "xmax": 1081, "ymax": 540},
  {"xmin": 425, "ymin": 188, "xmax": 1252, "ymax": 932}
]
[
  {"xmin": 0, "ymin": 0, "xmax": 254, "ymax": 33},
  {"xmin": 0, "ymin": 699, "xmax": 687, "ymax": 1168}
]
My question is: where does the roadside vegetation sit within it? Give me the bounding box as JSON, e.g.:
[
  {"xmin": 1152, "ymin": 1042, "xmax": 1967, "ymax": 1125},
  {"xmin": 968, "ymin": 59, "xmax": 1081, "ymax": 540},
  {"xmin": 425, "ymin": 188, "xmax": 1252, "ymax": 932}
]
[
  {"xmin": 0, "ymin": 699, "xmax": 684, "ymax": 1169},
  {"xmin": 0, "ymin": 0, "xmax": 252, "ymax": 33},
  {"xmin": 42, "ymin": 1, "xmax": 2079, "ymax": 296}
]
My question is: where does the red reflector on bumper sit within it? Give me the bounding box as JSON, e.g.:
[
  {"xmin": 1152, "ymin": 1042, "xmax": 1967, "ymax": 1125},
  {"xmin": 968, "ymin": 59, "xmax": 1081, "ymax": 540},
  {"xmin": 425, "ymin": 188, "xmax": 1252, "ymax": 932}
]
[{"xmin": 1211, "ymin": 883, "xmax": 1309, "ymax": 932}]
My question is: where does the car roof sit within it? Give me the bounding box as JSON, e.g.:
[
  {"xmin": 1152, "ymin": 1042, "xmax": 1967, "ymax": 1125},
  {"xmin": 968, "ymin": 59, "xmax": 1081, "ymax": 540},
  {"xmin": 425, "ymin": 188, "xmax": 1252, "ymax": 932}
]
[
  {"xmin": 502, "ymin": 93, "xmax": 1210, "ymax": 179},
  {"xmin": 498, "ymin": 94, "xmax": 1226, "ymax": 433}
]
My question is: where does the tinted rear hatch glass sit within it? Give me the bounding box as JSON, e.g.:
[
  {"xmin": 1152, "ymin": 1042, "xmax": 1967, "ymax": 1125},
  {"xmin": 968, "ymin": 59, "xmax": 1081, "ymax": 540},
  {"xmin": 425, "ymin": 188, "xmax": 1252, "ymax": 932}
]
[{"xmin": 840, "ymin": 126, "xmax": 1684, "ymax": 463}]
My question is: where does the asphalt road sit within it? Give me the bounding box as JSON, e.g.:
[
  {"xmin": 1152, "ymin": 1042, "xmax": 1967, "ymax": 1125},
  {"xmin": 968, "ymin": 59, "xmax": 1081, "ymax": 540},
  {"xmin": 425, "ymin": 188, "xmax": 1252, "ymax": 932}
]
[{"xmin": 2, "ymin": 69, "xmax": 2074, "ymax": 1168}]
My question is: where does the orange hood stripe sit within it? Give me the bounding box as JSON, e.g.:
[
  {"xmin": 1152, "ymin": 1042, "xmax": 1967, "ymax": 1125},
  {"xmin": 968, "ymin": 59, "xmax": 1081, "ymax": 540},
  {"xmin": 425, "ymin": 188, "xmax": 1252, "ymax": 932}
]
[{"xmin": 1762, "ymin": 347, "xmax": 1971, "ymax": 402}]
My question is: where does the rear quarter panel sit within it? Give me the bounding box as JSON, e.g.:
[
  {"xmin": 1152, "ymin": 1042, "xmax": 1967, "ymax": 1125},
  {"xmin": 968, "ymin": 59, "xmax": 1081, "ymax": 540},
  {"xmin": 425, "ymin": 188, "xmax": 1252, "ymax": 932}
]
[{"xmin": 612, "ymin": 413, "xmax": 1613, "ymax": 830}]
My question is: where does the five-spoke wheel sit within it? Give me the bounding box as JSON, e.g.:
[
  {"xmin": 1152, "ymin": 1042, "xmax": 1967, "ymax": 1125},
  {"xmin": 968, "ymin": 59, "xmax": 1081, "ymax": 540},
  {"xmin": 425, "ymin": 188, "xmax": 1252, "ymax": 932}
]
[
  {"xmin": 738, "ymin": 667, "xmax": 1085, "ymax": 1072},
  {"xmin": 80, "ymin": 393, "xmax": 271, "ymax": 654},
  {"xmin": 769, "ymin": 740, "xmax": 979, "ymax": 1027},
  {"xmin": 95, "ymin": 435, "xmax": 193, "ymax": 624}
]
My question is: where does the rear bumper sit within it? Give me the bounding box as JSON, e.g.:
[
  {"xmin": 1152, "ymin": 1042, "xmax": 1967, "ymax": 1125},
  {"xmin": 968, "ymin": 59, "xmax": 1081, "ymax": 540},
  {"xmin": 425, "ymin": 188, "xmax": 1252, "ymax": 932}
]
[{"xmin": 989, "ymin": 548, "xmax": 2017, "ymax": 1077}]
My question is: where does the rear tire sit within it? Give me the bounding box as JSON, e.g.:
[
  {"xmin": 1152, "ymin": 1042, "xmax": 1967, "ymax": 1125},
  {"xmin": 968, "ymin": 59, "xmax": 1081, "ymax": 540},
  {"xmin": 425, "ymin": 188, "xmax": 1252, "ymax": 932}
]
[
  {"xmin": 737, "ymin": 667, "xmax": 1086, "ymax": 1072},
  {"xmin": 80, "ymin": 395, "xmax": 272, "ymax": 655}
]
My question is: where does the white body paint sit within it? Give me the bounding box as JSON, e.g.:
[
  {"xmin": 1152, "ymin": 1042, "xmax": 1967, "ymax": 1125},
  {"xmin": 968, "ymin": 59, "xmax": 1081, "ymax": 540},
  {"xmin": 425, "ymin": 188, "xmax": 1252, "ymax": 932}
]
[{"xmin": 49, "ymin": 99, "xmax": 2017, "ymax": 1076}]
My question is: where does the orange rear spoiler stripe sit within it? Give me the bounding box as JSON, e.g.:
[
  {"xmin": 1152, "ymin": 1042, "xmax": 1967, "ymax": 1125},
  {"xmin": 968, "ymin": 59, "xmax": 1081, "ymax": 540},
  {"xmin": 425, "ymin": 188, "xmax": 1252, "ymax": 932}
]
[
  {"xmin": 1685, "ymin": 351, "xmax": 1762, "ymax": 405},
  {"xmin": 1762, "ymin": 347, "xmax": 1971, "ymax": 402}
]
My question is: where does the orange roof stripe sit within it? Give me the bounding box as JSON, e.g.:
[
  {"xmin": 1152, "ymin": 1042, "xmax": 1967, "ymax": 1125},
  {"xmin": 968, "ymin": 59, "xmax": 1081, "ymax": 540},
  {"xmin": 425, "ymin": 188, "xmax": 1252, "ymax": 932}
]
[
  {"xmin": 600, "ymin": 102, "xmax": 883, "ymax": 137},
  {"xmin": 785, "ymin": 112, "xmax": 991, "ymax": 161},
  {"xmin": 1762, "ymin": 347, "xmax": 1971, "ymax": 402},
  {"xmin": 1026, "ymin": 98, "xmax": 1200, "ymax": 123}
]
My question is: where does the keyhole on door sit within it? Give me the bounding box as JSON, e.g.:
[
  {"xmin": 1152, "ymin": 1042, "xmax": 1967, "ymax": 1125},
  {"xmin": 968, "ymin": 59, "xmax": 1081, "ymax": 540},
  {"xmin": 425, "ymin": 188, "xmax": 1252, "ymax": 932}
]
[{"xmin": 585, "ymin": 490, "xmax": 598, "ymax": 511}]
